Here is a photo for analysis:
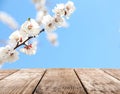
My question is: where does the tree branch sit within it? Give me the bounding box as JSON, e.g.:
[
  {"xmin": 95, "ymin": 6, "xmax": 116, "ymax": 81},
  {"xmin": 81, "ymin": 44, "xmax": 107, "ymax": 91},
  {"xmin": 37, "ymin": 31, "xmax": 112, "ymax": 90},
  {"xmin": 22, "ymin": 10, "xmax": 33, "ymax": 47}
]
[{"xmin": 14, "ymin": 28, "xmax": 45, "ymax": 50}]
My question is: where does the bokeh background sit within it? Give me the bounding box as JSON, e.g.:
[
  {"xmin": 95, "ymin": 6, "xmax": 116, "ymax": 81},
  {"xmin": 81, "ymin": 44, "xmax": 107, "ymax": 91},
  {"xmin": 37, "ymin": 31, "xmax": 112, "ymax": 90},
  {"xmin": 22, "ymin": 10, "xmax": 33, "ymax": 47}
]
[{"xmin": 0, "ymin": 0, "xmax": 120, "ymax": 69}]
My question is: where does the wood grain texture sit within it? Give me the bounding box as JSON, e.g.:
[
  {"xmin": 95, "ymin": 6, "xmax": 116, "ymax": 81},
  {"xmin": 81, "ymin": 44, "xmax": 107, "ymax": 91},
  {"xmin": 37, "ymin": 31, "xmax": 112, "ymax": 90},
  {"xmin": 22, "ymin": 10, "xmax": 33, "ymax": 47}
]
[
  {"xmin": 34, "ymin": 68, "xmax": 86, "ymax": 94},
  {"xmin": 0, "ymin": 69, "xmax": 46, "ymax": 94},
  {"xmin": 75, "ymin": 68, "xmax": 120, "ymax": 94},
  {"xmin": 0, "ymin": 69, "xmax": 18, "ymax": 80},
  {"xmin": 0, "ymin": 68, "xmax": 120, "ymax": 94},
  {"xmin": 102, "ymin": 69, "xmax": 120, "ymax": 81}
]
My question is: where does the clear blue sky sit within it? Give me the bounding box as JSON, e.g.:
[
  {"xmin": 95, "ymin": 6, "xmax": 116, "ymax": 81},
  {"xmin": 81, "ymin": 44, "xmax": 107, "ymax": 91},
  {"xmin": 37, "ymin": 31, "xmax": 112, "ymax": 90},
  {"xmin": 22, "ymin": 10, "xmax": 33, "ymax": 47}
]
[{"xmin": 0, "ymin": 0, "xmax": 120, "ymax": 69}]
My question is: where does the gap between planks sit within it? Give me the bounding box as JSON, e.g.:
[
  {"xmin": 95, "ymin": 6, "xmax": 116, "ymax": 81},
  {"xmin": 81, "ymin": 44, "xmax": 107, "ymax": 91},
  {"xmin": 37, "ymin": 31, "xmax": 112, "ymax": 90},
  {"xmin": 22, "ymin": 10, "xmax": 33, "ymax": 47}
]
[
  {"xmin": 101, "ymin": 69, "xmax": 120, "ymax": 82},
  {"xmin": 0, "ymin": 69, "xmax": 19, "ymax": 81},
  {"xmin": 74, "ymin": 69, "xmax": 89, "ymax": 94},
  {"xmin": 0, "ymin": 68, "xmax": 120, "ymax": 94},
  {"xmin": 34, "ymin": 68, "xmax": 86, "ymax": 94},
  {"xmin": 75, "ymin": 68, "xmax": 120, "ymax": 94},
  {"xmin": 0, "ymin": 69, "xmax": 46, "ymax": 94},
  {"xmin": 32, "ymin": 69, "xmax": 47, "ymax": 94}
]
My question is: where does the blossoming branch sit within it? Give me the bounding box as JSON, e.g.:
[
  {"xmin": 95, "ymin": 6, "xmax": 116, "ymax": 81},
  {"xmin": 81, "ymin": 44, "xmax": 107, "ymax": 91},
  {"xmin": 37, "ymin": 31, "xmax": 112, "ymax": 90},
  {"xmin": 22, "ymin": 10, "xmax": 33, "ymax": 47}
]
[{"xmin": 0, "ymin": 0, "xmax": 75, "ymax": 65}]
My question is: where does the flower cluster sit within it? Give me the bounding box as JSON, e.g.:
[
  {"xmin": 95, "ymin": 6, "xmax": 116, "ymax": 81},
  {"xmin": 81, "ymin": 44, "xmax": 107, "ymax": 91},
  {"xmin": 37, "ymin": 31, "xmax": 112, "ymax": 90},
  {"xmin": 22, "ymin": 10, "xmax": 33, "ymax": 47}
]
[
  {"xmin": 42, "ymin": 1, "xmax": 75, "ymax": 45},
  {"xmin": 0, "ymin": 45, "xmax": 19, "ymax": 64},
  {"xmin": 0, "ymin": 1, "xmax": 75, "ymax": 65},
  {"xmin": 33, "ymin": 0, "xmax": 47, "ymax": 25},
  {"xmin": 53, "ymin": 1, "xmax": 75, "ymax": 19}
]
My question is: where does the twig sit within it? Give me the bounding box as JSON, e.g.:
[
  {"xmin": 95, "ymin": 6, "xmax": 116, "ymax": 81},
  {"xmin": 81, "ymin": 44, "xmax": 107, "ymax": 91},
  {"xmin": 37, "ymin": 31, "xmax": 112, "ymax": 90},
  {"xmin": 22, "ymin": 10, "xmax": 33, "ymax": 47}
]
[{"xmin": 14, "ymin": 28, "xmax": 45, "ymax": 50}]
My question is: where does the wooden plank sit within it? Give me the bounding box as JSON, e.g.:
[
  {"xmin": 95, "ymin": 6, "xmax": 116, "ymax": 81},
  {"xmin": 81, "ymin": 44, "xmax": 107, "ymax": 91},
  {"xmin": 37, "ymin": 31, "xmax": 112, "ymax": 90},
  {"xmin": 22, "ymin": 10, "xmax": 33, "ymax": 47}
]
[
  {"xmin": 102, "ymin": 69, "xmax": 120, "ymax": 81},
  {"xmin": 0, "ymin": 69, "xmax": 46, "ymax": 94},
  {"xmin": 0, "ymin": 69, "xmax": 18, "ymax": 80},
  {"xmin": 75, "ymin": 69, "xmax": 120, "ymax": 94},
  {"xmin": 34, "ymin": 68, "xmax": 86, "ymax": 94}
]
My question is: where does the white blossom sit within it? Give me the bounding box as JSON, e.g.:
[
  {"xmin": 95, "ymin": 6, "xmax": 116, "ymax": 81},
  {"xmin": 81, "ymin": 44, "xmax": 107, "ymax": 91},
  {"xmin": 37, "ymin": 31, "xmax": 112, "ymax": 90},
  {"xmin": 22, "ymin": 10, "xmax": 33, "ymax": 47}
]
[
  {"xmin": 32, "ymin": 0, "xmax": 46, "ymax": 11},
  {"xmin": 32, "ymin": 0, "xmax": 40, "ymax": 3},
  {"xmin": 54, "ymin": 15, "xmax": 65, "ymax": 27},
  {"xmin": 46, "ymin": 33, "xmax": 58, "ymax": 46},
  {"xmin": 42, "ymin": 15, "xmax": 56, "ymax": 32},
  {"xmin": 8, "ymin": 40, "xmax": 17, "ymax": 48},
  {"xmin": 20, "ymin": 19, "xmax": 40, "ymax": 36},
  {"xmin": 20, "ymin": 41, "xmax": 37, "ymax": 55},
  {"xmin": 0, "ymin": 11, "xmax": 18, "ymax": 30},
  {"xmin": 6, "ymin": 50, "xmax": 19, "ymax": 63},
  {"xmin": 52, "ymin": 4, "xmax": 65, "ymax": 17},
  {"xmin": 0, "ymin": 45, "xmax": 19, "ymax": 64},
  {"xmin": 9, "ymin": 30, "xmax": 21, "ymax": 42},
  {"xmin": 65, "ymin": 1, "xmax": 75, "ymax": 19},
  {"xmin": 9, "ymin": 30, "xmax": 19, "ymax": 47},
  {"xmin": 52, "ymin": 1, "xmax": 75, "ymax": 18},
  {"xmin": 32, "ymin": 0, "xmax": 46, "ymax": 5},
  {"xmin": 35, "ymin": 3, "xmax": 45, "ymax": 11},
  {"xmin": 9, "ymin": 30, "xmax": 27, "ymax": 47},
  {"xmin": 36, "ymin": 11, "xmax": 47, "ymax": 25},
  {"xmin": 0, "ymin": 45, "xmax": 13, "ymax": 57}
]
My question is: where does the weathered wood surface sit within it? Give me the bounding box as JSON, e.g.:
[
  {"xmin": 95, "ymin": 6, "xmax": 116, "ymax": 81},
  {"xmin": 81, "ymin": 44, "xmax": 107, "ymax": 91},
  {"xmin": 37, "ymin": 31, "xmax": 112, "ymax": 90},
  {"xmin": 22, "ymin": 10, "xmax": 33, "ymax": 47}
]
[
  {"xmin": 102, "ymin": 69, "xmax": 120, "ymax": 81},
  {"xmin": 75, "ymin": 69, "xmax": 120, "ymax": 94},
  {"xmin": 34, "ymin": 69, "xmax": 86, "ymax": 94},
  {"xmin": 0, "ymin": 69, "xmax": 18, "ymax": 80},
  {"xmin": 0, "ymin": 68, "xmax": 120, "ymax": 94},
  {"xmin": 0, "ymin": 69, "xmax": 46, "ymax": 94}
]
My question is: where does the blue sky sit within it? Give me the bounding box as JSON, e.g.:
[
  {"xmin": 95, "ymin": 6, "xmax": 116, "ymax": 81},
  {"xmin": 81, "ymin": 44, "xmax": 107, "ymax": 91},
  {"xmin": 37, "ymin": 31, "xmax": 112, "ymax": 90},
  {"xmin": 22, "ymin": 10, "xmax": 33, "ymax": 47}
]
[{"xmin": 1, "ymin": 0, "xmax": 120, "ymax": 69}]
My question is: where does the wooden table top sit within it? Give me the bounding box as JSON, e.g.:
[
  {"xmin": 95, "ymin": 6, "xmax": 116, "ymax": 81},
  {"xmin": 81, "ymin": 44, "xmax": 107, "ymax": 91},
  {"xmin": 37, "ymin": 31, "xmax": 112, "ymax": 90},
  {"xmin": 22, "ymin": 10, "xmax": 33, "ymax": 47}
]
[{"xmin": 0, "ymin": 68, "xmax": 120, "ymax": 94}]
